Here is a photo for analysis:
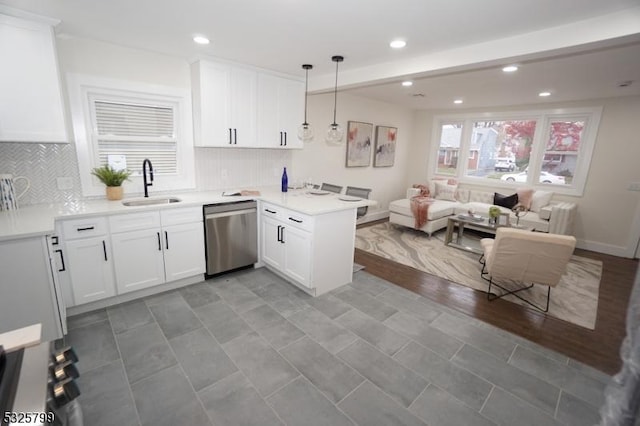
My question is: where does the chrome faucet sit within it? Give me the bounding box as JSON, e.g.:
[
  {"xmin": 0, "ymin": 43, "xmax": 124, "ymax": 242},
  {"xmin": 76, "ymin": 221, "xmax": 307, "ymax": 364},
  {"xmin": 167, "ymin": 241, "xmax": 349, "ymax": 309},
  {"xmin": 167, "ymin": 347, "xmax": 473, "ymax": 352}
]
[{"xmin": 142, "ymin": 159, "xmax": 153, "ymax": 197}]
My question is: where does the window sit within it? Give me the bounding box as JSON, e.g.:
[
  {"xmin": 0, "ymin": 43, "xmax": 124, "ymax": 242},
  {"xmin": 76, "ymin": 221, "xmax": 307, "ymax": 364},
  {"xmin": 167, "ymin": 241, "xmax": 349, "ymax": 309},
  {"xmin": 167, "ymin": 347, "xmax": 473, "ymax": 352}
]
[
  {"xmin": 429, "ymin": 107, "xmax": 602, "ymax": 195},
  {"xmin": 67, "ymin": 74, "xmax": 195, "ymax": 197},
  {"xmin": 92, "ymin": 99, "xmax": 178, "ymax": 174}
]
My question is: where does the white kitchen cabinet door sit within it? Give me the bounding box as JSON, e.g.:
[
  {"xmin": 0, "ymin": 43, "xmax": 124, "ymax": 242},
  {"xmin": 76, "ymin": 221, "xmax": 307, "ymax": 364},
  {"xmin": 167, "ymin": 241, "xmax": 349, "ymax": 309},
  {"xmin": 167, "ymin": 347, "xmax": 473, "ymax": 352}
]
[
  {"xmin": 111, "ymin": 229, "xmax": 165, "ymax": 294},
  {"xmin": 282, "ymin": 225, "xmax": 312, "ymax": 288},
  {"xmin": 261, "ymin": 216, "xmax": 285, "ymax": 269},
  {"xmin": 257, "ymin": 73, "xmax": 304, "ymax": 148},
  {"xmin": 64, "ymin": 237, "xmax": 116, "ymax": 305},
  {"xmin": 162, "ymin": 221, "xmax": 206, "ymax": 282},
  {"xmin": 192, "ymin": 60, "xmax": 256, "ymax": 147},
  {"xmin": 0, "ymin": 14, "xmax": 67, "ymax": 143}
]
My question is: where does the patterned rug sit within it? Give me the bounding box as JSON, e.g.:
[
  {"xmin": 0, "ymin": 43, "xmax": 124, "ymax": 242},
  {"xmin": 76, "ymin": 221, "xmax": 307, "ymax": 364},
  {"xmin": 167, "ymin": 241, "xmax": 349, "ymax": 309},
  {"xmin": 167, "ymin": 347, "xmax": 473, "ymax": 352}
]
[{"xmin": 355, "ymin": 222, "xmax": 602, "ymax": 329}]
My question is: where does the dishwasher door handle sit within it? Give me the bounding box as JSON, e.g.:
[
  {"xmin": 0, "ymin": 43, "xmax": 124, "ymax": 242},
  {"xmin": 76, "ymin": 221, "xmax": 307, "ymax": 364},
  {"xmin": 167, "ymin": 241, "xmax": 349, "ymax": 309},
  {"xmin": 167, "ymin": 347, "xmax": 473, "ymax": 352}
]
[{"xmin": 205, "ymin": 208, "xmax": 256, "ymax": 220}]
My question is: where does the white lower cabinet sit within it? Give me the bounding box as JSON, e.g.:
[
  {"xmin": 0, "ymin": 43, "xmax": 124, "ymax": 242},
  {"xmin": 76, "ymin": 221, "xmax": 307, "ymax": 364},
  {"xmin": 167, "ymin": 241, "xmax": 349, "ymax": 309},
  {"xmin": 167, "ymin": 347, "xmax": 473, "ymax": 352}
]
[
  {"xmin": 59, "ymin": 216, "xmax": 116, "ymax": 306},
  {"xmin": 57, "ymin": 206, "xmax": 205, "ymax": 307},
  {"xmin": 109, "ymin": 207, "xmax": 205, "ymax": 295},
  {"xmin": 65, "ymin": 235, "xmax": 116, "ymax": 305},
  {"xmin": 260, "ymin": 202, "xmax": 355, "ymax": 295},
  {"xmin": 262, "ymin": 215, "xmax": 312, "ymax": 287}
]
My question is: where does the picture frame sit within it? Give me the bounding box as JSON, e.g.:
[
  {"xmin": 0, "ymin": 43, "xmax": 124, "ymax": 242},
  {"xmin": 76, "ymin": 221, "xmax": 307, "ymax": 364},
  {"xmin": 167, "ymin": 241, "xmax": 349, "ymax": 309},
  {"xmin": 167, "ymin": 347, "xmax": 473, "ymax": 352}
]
[
  {"xmin": 374, "ymin": 125, "xmax": 397, "ymax": 167},
  {"xmin": 498, "ymin": 212, "xmax": 511, "ymax": 226},
  {"xmin": 346, "ymin": 121, "xmax": 373, "ymax": 167}
]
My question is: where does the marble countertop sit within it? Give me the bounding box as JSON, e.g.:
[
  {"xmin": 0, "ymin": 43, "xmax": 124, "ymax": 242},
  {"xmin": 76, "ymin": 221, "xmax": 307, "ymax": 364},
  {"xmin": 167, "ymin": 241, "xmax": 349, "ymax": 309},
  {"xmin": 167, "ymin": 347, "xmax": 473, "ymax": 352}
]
[{"xmin": 0, "ymin": 186, "xmax": 376, "ymax": 241}]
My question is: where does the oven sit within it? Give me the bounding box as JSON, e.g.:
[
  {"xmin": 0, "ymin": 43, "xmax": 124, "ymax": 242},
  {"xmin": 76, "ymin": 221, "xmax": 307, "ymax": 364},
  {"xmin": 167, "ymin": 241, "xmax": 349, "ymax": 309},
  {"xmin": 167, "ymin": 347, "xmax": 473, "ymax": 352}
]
[{"xmin": 0, "ymin": 343, "xmax": 82, "ymax": 426}]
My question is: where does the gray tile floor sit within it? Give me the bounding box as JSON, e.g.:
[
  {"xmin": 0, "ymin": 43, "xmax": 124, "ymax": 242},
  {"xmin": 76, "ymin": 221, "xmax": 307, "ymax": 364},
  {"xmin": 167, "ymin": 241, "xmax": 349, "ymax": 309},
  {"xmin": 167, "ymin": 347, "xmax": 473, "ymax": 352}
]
[{"xmin": 64, "ymin": 268, "xmax": 611, "ymax": 426}]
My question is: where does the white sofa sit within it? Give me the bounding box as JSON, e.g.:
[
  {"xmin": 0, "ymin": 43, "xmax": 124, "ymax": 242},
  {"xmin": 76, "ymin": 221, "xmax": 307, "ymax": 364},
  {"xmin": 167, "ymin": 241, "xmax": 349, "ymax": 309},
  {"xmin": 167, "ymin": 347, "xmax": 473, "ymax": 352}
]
[{"xmin": 389, "ymin": 186, "xmax": 577, "ymax": 236}]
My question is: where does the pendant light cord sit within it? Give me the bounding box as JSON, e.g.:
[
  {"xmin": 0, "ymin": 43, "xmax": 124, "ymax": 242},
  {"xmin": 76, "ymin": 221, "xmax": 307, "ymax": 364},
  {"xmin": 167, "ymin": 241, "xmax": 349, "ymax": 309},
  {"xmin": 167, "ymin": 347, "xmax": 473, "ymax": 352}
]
[
  {"xmin": 332, "ymin": 59, "xmax": 339, "ymax": 126},
  {"xmin": 304, "ymin": 67, "xmax": 309, "ymax": 124}
]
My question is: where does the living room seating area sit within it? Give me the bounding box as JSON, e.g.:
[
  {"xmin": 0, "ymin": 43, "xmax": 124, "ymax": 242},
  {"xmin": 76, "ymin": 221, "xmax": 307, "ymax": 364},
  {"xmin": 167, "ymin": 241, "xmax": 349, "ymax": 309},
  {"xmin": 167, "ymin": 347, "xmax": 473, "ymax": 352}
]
[{"xmin": 389, "ymin": 180, "xmax": 577, "ymax": 236}]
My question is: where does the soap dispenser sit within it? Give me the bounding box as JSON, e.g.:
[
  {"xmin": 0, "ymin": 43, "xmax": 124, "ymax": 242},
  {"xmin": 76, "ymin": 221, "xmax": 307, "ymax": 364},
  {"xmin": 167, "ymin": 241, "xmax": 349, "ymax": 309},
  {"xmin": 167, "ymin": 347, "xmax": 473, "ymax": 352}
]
[{"xmin": 281, "ymin": 167, "xmax": 288, "ymax": 192}]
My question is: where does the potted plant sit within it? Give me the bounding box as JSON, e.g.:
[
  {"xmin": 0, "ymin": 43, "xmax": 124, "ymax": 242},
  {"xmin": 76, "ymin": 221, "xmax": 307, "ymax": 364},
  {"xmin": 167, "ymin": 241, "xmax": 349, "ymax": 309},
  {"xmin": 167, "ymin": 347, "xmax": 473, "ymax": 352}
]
[
  {"xmin": 91, "ymin": 165, "xmax": 132, "ymax": 200},
  {"xmin": 488, "ymin": 206, "xmax": 501, "ymax": 225}
]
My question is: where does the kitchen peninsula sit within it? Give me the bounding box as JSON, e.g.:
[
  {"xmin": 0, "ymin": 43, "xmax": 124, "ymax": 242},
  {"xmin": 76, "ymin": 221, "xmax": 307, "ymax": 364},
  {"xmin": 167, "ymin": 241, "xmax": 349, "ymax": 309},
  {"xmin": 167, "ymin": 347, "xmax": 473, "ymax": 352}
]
[{"xmin": 0, "ymin": 188, "xmax": 375, "ymax": 341}]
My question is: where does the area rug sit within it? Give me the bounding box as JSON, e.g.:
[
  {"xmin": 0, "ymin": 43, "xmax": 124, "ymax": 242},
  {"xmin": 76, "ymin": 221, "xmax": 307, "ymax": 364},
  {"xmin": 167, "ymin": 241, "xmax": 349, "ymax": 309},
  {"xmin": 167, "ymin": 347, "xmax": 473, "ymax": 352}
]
[{"xmin": 355, "ymin": 222, "xmax": 603, "ymax": 329}]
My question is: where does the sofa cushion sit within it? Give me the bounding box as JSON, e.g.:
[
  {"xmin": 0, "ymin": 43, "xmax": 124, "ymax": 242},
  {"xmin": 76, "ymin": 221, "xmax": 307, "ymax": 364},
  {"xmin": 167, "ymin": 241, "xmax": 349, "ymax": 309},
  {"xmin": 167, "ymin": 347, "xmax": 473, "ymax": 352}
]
[
  {"xmin": 455, "ymin": 202, "xmax": 512, "ymax": 216},
  {"xmin": 467, "ymin": 190, "xmax": 495, "ymax": 205},
  {"xmin": 531, "ymin": 190, "xmax": 553, "ymax": 212},
  {"xmin": 494, "ymin": 192, "xmax": 519, "ymax": 209},
  {"xmin": 435, "ymin": 181, "xmax": 458, "ymax": 201},
  {"xmin": 389, "ymin": 198, "xmax": 457, "ymax": 220}
]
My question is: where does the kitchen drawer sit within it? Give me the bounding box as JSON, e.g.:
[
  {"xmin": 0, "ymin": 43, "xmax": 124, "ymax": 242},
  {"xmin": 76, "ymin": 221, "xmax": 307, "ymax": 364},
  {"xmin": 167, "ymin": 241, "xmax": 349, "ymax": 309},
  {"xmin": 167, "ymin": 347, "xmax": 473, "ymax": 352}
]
[
  {"xmin": 261, "ymin": 202, "xmax": 314, "ymax": 232},
  {"xmin": 161, "ymin": 206, "xmax": 203, "ymax": 226},
  {"xmin": 109, "ymin": 211, "xmax": 161, "ymax": 233},
  {"xmin": 60, "ymin": 216, "xmax": 108, "ymax": 240}
]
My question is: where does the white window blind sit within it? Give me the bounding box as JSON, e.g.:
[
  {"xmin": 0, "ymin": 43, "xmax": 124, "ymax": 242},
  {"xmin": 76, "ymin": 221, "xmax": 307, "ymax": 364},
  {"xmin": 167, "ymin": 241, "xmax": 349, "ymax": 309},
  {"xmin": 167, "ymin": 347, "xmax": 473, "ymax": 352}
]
[{"xmin": 93, "ymin": 100, "xmax": 178, "ymax": 174}]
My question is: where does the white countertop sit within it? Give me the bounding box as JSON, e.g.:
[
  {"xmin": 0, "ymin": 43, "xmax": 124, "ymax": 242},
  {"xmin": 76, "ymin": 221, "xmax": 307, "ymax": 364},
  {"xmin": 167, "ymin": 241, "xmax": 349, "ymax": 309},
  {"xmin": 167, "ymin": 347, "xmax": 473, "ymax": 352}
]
[{"xmin": 0, "ymin": 186, "xmax": 376, "ymax": 241}]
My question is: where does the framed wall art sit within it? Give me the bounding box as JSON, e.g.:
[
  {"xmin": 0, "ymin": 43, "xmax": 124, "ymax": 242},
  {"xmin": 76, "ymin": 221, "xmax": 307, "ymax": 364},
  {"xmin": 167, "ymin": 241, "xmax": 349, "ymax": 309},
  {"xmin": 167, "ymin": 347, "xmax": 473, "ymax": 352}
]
[
  {"xmin": 374, "ymin": 125, "xmax": 397, "ymax": 167},
  {"xmin": 346, "ymin": 121, "xmax": 373, "ymax": 167}
]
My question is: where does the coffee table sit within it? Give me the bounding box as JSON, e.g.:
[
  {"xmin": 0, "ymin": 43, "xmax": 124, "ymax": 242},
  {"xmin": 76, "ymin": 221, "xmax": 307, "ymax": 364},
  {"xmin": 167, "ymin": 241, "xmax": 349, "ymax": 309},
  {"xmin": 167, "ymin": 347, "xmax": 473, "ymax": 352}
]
[{"xmin": 444, "ymin": 215, "xmax": 533, "ymax": 254}]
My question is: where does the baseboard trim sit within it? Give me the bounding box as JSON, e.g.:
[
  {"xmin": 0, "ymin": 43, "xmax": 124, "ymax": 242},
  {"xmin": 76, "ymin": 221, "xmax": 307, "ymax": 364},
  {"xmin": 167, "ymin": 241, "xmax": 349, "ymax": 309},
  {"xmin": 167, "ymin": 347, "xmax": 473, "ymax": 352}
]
[
  {"xmin": 358, "ymin": 210, "xmax": 389, "ymax": 224},
  {"xmin": 576, "ymin": 239, "xmax": 631, "ymax": 258}
]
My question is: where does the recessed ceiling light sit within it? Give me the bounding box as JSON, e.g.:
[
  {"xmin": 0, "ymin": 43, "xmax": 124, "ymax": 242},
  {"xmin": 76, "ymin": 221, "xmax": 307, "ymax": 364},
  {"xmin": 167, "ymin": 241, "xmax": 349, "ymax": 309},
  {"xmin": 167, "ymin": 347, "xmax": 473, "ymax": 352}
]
[
  {"xmin": 193, "ymin": 35, "xmax": 210, "ymax": 45},
  {"xmin": 454, "ymin": 99, "xmax": 463, "ymax": 104},
  {"xmin": 390, "ymin": 40, "xmax": 406, "ymax": 49},
  {"xmin": 402, "ymin": 81, "xmax": 413, "ymax": 87},
  {"xmin": 502, "ymin": 65, "xmax": 518, "ymax": 73},
  {"xmin": 538, "ymin": 91, "xmax": 551, "ymax": 97}
]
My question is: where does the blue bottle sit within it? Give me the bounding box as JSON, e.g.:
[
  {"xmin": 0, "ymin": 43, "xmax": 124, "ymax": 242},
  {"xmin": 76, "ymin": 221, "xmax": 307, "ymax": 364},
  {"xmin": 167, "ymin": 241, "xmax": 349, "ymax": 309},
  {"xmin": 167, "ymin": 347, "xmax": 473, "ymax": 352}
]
[{"xmin": 281, "ymin": 167, "xmax": 288, "ymax": 192}]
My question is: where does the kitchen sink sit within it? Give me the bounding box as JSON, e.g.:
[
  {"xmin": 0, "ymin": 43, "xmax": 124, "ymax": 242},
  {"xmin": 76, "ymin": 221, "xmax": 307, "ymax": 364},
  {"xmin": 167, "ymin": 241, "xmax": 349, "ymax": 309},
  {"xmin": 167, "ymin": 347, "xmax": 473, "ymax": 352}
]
[{"xmin": 122, "ymin": 197, "xmax": 181, "ymax": 206}]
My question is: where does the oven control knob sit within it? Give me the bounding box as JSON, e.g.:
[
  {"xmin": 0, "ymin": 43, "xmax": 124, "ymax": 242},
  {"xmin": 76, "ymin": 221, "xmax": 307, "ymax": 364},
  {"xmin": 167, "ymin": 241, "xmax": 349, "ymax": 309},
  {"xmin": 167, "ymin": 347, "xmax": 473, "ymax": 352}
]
[
  {"xmin": 51, "ymin": 360, "xmax": 80, "ymax": 381},
  {"xmin": 52, "ymin": 346, "xmax": 78, "ymax": 364},
  {"xmin": 50, "ymin": 377, "xmax": 81, "ymax": 407}
]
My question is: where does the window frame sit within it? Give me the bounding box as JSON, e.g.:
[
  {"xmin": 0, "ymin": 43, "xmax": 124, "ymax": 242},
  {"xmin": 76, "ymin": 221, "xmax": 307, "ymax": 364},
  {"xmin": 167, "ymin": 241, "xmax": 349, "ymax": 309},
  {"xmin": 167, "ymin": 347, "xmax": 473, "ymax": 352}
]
[
  {"xmin": 428, "ymin": 107, "xmax": 602, "ymax": 196},
  {"xmin": 67, "ymin": 74, "xmax": 195, "ymax": 197}
]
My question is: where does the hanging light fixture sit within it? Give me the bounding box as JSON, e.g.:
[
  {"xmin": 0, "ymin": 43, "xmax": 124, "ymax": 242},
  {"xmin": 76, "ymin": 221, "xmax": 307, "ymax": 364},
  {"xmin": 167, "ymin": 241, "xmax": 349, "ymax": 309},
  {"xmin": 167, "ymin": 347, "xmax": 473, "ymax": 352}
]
[
  {"xmin": 326, "ymin": 55, "xmax": 344, "ymax": 145},
  {"xmin": 297, "ymin": 64, "xmax": 314, "ymax": 142}
]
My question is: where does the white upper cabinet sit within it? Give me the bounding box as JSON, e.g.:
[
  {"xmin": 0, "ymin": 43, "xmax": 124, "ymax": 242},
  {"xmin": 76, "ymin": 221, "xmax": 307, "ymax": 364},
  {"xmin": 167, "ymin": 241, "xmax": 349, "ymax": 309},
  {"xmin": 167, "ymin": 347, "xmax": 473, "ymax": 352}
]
[
  {"xmin": 257, "ymin": 73, "xmax": 304, "ymax": 149},
  {"xmin": 0, "ymin": 13, "xmax": 68, "ymax": 143},
  {"xmin": 192, "ymin": 59, "xmax": 303, "ymax": 149},
  {"xmin": 192, "ymin": 60, "xmax": 256, "ymax": 147}
]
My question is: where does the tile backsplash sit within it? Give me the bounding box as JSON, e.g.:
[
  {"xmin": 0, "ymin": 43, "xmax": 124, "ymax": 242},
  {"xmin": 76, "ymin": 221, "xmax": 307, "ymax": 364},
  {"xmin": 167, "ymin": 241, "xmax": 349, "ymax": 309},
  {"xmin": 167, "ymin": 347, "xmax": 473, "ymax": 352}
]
[
  {"xmin": 0, "ymin": 142, "xmax": 294, "ymax": 206},
  {"xmin": 0, "ymin": 143, "xmax": 82, "ymax": 206}
]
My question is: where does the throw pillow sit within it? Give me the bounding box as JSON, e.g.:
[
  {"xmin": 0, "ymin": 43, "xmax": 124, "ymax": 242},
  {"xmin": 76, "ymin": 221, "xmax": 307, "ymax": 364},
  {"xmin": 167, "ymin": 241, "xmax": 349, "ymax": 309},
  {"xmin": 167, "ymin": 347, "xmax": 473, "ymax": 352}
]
[
  {"xmin": 494, "ymin": 192, "xmax": 519, "ymax": 209},
  {"xmin": 530, "ymin": 190, "xmax": 553, "ymax": 212},
  {"xmin": 516, "ymin": 188, "xmax": 534, "ymax": 210},
  {"xmin": 428, "ymin": 178, "xmax": 457, "ymax": 197},
  {"xmin": 435, "ymin": 181, "xmax": 457, "ymax": 201}
]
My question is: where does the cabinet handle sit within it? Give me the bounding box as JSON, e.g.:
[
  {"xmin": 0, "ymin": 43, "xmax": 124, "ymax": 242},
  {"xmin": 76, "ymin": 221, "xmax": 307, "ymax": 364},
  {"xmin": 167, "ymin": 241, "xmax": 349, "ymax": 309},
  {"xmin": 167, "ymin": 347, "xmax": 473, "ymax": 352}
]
[
  {"xmin": 288, "ymin": 217, "xmax": 303, "ymax": 224},
  {"xmin": 102, "ymin": 240, "xmax": 108, "ymax": 261},
  {"xmin": 157, "ymin": 232, "xmax": 161, "ymax": 251},
  {"xmin": 265, "ymin": 209, "xmax": 276, "ymax": 214},
  {"xmin": 165, "ymin": 231, "xmax": 169, "ymax": 250},
  {"xmin": 55, "ymin": 249, "xmax": 66, "ymax": 272},
  {"xmin": 279, "ymin": 132, "xmax": 283, "ymax": 146},
  {"xmin": 284, "ymin": 132, "xmax": 287, "ymax": 146},
  {"xmin": 233, "ymin": 128, "xmax": 237, "ymax": 144},
  {"xmin": 276, "ymin": 225, "xmax": 282, "ymax": 242},
  {"xmin": 229, "ymin": 128, "xmax": 233, "ymax": 144},
  {"xmin": 77, "ymin": 226, "xmax": 94, "ymax": 232}
]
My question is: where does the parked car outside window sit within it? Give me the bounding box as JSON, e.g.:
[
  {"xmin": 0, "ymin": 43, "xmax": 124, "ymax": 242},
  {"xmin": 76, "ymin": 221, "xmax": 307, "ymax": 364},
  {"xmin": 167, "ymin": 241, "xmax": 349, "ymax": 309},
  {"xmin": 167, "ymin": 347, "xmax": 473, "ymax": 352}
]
[
  {"xmin": 500, "ymin": 169, "xmax": 566, "ymax": 184},
  {"xmin": 494, "ymin": 157, "xmax": 515, "ymax": 172}
]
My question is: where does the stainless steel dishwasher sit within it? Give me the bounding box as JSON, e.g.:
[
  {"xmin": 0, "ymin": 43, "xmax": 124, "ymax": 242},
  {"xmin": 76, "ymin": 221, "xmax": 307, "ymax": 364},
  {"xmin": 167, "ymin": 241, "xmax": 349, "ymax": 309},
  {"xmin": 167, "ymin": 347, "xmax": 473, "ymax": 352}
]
[{"xmin": 203, "ymin": 200, "xmax": 258, "ymax": 276}]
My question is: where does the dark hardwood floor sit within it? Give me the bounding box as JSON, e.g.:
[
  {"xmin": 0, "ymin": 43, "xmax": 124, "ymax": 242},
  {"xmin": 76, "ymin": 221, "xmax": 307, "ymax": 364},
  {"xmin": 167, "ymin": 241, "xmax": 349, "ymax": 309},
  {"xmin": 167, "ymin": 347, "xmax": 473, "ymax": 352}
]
[{"xmin": 354, "ymin": 220, "xmax": 639, "ymax": 375}]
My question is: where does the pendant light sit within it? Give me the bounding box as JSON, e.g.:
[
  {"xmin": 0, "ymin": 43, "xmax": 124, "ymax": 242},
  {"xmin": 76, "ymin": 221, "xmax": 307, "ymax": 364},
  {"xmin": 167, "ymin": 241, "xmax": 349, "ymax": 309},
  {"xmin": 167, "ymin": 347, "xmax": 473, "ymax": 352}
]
[
  {"xmin": 326, "ymin": 55, "xmax": 344, "ymax": 145},
  {"xmin": 297, "ymin": 64, "xmax": 314, "ymax": 142}
]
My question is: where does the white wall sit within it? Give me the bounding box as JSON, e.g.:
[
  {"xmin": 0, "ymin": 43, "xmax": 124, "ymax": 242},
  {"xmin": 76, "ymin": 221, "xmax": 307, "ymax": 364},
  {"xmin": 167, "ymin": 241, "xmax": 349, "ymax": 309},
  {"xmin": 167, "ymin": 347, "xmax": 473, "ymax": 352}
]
[
  {"xmin": 292, "ymin": 92, "xmax": 414, "ymax": 220},
  {"xmin": 410, "ymin": 96, "xmax": 640, "ymax": 257}
]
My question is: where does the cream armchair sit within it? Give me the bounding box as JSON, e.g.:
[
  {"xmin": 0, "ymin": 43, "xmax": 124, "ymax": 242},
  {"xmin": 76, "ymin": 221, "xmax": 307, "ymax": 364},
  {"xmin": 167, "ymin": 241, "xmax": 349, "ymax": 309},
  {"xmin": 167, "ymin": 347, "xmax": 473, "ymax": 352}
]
[{"xmin": 479, "ymin": 227, "xmax": 576, "ymax": 312}]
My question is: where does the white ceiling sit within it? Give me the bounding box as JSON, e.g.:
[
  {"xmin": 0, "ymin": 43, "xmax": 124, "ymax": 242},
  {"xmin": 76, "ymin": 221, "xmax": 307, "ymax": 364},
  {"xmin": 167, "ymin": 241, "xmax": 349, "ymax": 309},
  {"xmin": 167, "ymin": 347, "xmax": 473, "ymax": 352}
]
[{"xmin": 1, "ymin": 0, "xmax": 640, "ymax": 109}]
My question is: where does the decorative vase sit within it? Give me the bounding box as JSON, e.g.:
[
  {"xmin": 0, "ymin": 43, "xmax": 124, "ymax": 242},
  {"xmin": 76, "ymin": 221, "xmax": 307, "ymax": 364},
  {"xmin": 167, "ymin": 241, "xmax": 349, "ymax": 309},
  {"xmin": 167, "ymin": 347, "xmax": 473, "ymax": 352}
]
[{"xmin": 106, "ymin": 186, "xmax": 123, "ymax": 201}]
